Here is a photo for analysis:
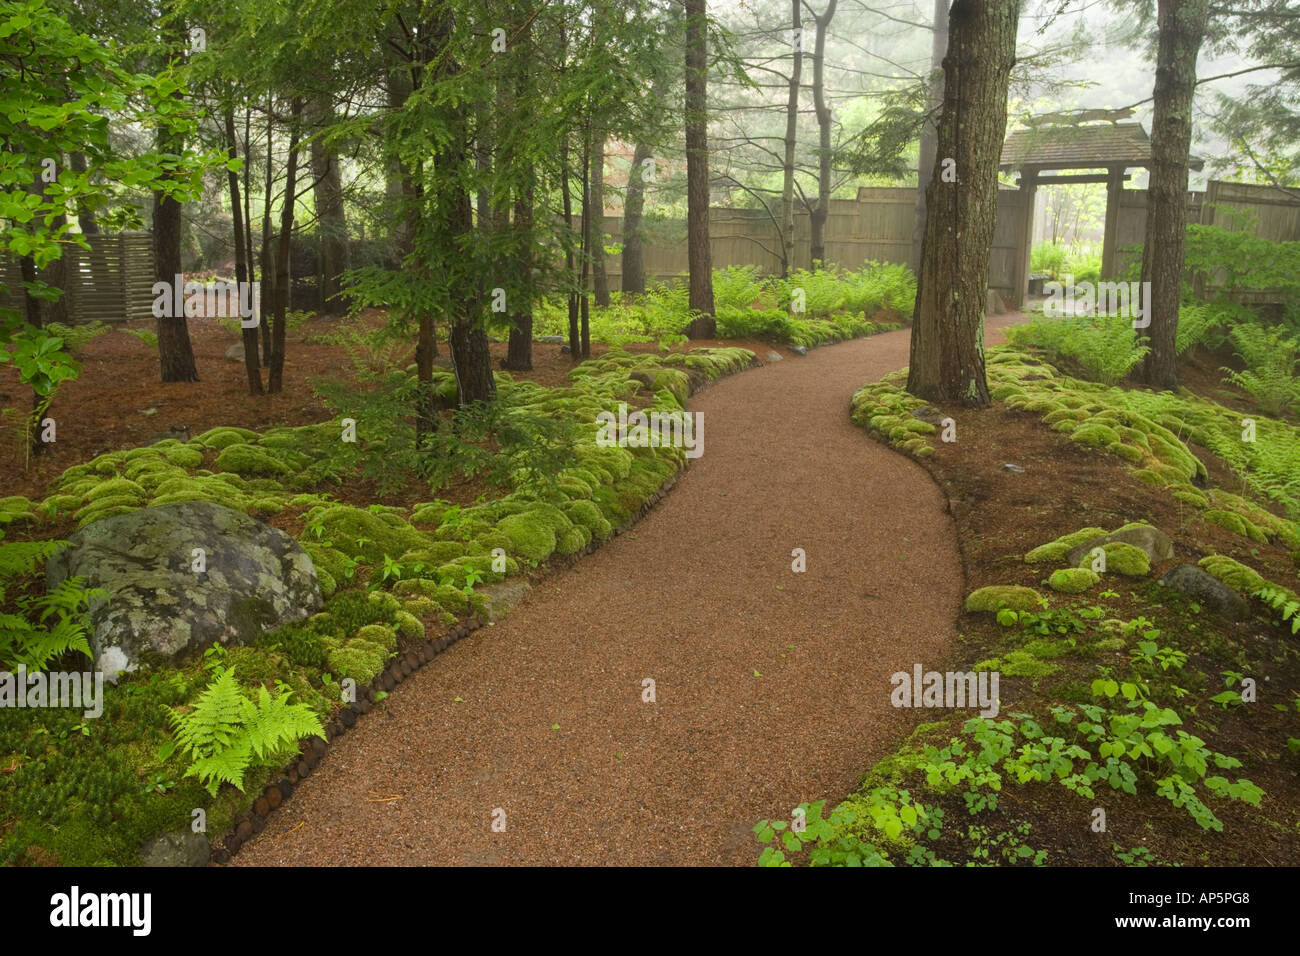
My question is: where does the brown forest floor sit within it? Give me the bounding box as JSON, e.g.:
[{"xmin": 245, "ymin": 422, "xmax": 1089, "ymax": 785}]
[{"xmin": 0, "ymin": 310, "xmax": 784, "ymax": 500}]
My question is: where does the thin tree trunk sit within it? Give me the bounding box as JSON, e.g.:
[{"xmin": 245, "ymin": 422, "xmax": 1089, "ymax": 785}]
[
  {"xmin": 906, "ymin": 0, "xmax": 1021, "ymax": 407},
  {"xmin": 808, "ymin": 0, "xmax": 837, "ymax": 269},
  {"xmin": 1135, "ymin": 0, "xmax": 1209, "ymax": 390},
  {"xmin": 561, "ymin": 135, "xmax": 579, "ymax": 357},
  {"xmin": 226, "ymin": 104, "xmax": 262, "ymax": 395},
  {"xmin": 780, "ymin": 0, "xmax": 803, "ymax": 278},
  {"xmin": 591, "ymin": 124, "xmax": 609, "ymax": 308},
  {"xmin": 684, "ymin": 0, "xmax": 715, "ymax": 334},
  {"xmin": 579, "ymin": 123, "xmax": 592, "ymax": 357},
  {"xmin": 260, "ymin": 102, "xmax": 275, "ymax": 363},
  {"xmin": 504, "ymin": 179, "xmax": 534, "ymax": 370},
  {"xmin": 269, "ymin": 99, "xmax": 302, "ymax": 394},
  {"xmin": 912, "ymin": 0, "xmax": 949, "ymax": 274}
]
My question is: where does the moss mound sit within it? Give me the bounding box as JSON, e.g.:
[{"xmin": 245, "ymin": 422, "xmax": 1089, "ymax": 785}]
[{"xmin": 964, "ymin": 585, "xmax": 1044, "ymax": 613}]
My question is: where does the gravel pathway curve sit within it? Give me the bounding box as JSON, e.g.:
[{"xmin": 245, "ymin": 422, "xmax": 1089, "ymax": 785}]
[{"xmin": 236, "ymin": 316, "xmax": 1024, "ymax": 866}]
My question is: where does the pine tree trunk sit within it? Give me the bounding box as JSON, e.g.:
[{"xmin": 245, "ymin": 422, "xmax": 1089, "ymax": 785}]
[
  {"xmin": 591, "ymin": 125, "xmax": 609, "ymax": 308},
  {"xmin": 622, "ymin": 139, "xmax": 653, "ymax": 295},
  {"xmin": 780, "ymin": 0, "xmax": 803, "ymax": 278},
  {"xmin": 269, "ymin": 99, "xmax": 302, "ymax": 395},
  {"xmin": 1135, "ymin": 0, "xmax": 1208, "ymax": 391},
  {"xmin": 906, "ymin": 0, "xmax": 1020, "ymax": 407},
  {"xmin": 684, "ymin": 0, "xmax": 715, "ymax": 334},
  {"xmin": 504, "ymin": 179, "xmax": 534, "ymax": 370},
  {"xmin": 259, "ymin": 103, "xmax": 275, "ymax": 363},
  {"xmin": 225, "ymin": 105, "xmax": 262, "ymax": 395},
  {"xmin": 809, "ymin": 0, "xmax": 836, "ymax": 269},
  {"xmin": 153, "ymin": 20, "xmax": 198, "ymax": 383},
  {"xmin": 912, "ymin": 0, "xmax": 949, "ymax": 274}
]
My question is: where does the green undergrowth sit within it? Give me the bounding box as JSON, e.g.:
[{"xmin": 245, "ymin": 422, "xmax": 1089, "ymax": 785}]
[
  {"xmin": 758, "ymin": 517, "xmax": 1297, "ymax": 866},
  {"xmin": 533, "ymin": 262, "xmax": 913, "ymax": 348},
  {"xmin": 1, "ymin": 345, "xmax": 756, "ymax": 865},
  {"xmin": 850, "ymin": 347, "xmax": 1300, "ymax": 551}
]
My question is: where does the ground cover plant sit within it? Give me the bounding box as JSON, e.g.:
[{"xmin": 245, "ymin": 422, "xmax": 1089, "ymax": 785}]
[
  {"xmin": 532, "ymin": 263, "xmax": 913, "ymax": 349},
  {"xmin": 0, "ymin": 340, "xmax": 753, "ymax": 864}
]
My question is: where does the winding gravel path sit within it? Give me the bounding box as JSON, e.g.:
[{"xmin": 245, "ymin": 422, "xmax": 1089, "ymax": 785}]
[{"xmin": 236, "ymin": 316, "xmax": 1024, "ymax": 866}]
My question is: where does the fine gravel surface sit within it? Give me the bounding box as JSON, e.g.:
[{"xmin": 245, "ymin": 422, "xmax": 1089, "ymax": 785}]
[{"xmin": 236, "ymin": 315, "xmax": 1026, "ymax": 866}]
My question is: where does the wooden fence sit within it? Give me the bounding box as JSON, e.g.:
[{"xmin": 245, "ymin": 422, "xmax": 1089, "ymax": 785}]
[
  {"xmin": 3, "ymin": 181, "xmax": 1295, "ymax": 324},
  {"xmin": 0, "ymin": 232, "xmax": 157, "ymax": 325}
]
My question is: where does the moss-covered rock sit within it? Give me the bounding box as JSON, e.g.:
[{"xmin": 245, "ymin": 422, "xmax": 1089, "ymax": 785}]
[
  {"xmin": 1070, "ymin": 423, "xmax": 1121, "ymax": 449},
  {"xmin": 1025, "ymin": 527, "xmax": 1108, "ymax": 564},
  {"xmin": 355, "ymin": 623, "xmax": 397, "ymax": 651},
  {"xmin": 497, "ymin": 511, "xmax": 558, "ymax": 562},
  {"xmin": 1048, "ymin": 568, "xmax": 1100, "ymax": 593},
  {"xmin": 1198, "ymin": 555, "xmax": 1267, "ymax": 595},
  {"xmin": 306, "ymin": 504, "xmax": 432, "ymax": 565},
  {"xmin": 213, "ymin": 443, "xmax": 293, "ymax": 478},
  {"xmin": 964, "ymin": 585, "xmax": 1044, "ymax": 613},
  {"xmin": 325, "ymin": 639, "xmax": 388, "ymax": 685},
  {"xmin": 1078, "ymin": 541, "xmax": 1150, "ymax": 577},
  {"xmin": 1203, "ymin": 509, "xmax": 1268, "ymax": 544},
  {"xmin": 194, "ymin": 426, "xmax": 260, "ymax": 450},
  {"xmin": 393, "ymin": 610, "xmax": 424, "ymax": 639}
]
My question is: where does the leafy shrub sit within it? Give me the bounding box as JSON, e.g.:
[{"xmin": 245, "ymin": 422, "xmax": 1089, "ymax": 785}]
[{"xmin": 1030, "ymin": 242, "xmax": 1067, "ymax": 278}]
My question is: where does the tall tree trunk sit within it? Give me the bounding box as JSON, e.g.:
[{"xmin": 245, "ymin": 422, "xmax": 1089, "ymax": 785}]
[
  {"xmin": 153, "ymin": 120, "xmax": 198, "ymax": 381},
  {"xmin": 906, "ymin": 0, "xmax": 1021, "ymax": 407},
  {"xmin": 591, "ymin": 124, "xmax": 609, "ymax": 308},
  {"xmin": 779, "ymin": 0, "xmax": 803, "ymax": 278},
  {"xmin": 808, "ymin": 0, "xmax": 837, "ymax": 269},
  {"xmin": 259, "ymin": 102, "xmax": 275, "ymax": 363},
  {"xmin": 561, "ymin": 135, "xmax": 580, "ymax": 357},
  {"xmin": 912, "ymin": 0, "xmax": 949, "ymax": 274},
  {"xmin": 684, "ymin": 0, "xmax": 715, "ymax": 335},
  {"xmin": 269, "ymin": 99, "xmax": 302, "ymax": 394},
  {"xmin": 622, "ymin": 137, "xmax": 655, "ymax": 294},
  {"xmin": 622, "ymin": 72, "xmax": 668, "ymax": 295},
  {"xmin": 225, "ymin": 104, "xmax": 262, "ymax": 395},
  {"xmin": 579, "ymin": 123, "xmax": 592, "ymax": 357},
  {"xmin": 504, "ymin": 10, "xmax": 535, "ymax": 372},
  {"xmin": 504, "ymin": 183, "xmax": 534, "ymax": 370},
  {"xmin": 243, "ymin": 106, "xmax": 255, "ymax": 330},
  {"xmin": 1135, "ymin": 0, "xmax": 1208, "ymax": 391},
  {"xmin": 309, "ymin": 96, "xmax": 349, "ymax": 317}
]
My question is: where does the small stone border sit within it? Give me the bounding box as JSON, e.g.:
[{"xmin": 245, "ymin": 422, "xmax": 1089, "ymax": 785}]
[{"xmin": 210, "ymin": 351, "xmax": 761, "ymax": 863}]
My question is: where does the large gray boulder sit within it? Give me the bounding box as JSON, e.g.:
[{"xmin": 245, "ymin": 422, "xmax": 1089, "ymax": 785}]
[{"xmin": 47, "ymin": 501, "xmax": 321, "ymax": 680}]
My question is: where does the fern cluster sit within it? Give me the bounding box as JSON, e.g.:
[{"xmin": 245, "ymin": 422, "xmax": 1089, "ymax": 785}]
[
  {"xmin": 1003, "ymin": 315, "xmax": 1148, "ymax": 385},
  {"xmin": 167, "ymin": 666, "xmax": 325, "ymax": 797},
  {"xmin": 0, "ymin": 534, "xmax": 99, "ymax": 671},
  {"xmin": 1256, "ymin": 586, "xmax": 1300, "ymax": 636},
  {"xmin": 1221, "ymin": 323, "xmax": 1300, "ymax": 418}
]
